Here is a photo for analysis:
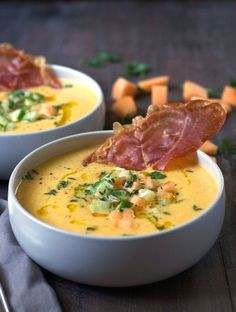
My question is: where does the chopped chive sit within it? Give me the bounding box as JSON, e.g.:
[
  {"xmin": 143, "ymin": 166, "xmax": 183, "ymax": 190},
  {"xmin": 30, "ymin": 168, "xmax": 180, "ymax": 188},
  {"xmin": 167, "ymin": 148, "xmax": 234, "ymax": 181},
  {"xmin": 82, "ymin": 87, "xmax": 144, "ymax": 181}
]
[
  {"xmin": 57, "ymin": 180, "xmax": 69, "ymax": 190},
  {"xmin": 22, "ymin": 171, "xmax": 34, "ymax": 180},
  {"xmin": 192, "ymin": 204, "xmax": 202, "ymax": 211},
  {"xmin": 86, "ymin": 226, "xmax": 97, "ymax": 231},
  {"xmin": 64, "ymin": 84, "xmax": 73, "ymax": 88},
  {"xmin": 44, "ymin": 189, "xmax": 57, "ymax": 196}
]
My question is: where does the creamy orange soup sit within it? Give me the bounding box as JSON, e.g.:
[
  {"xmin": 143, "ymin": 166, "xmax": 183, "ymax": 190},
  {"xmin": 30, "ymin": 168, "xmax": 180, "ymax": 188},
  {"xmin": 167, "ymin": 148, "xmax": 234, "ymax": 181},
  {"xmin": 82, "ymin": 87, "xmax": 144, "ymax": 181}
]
[
  {"xmin": 17, "ymin": 146, "xmax": 218, "ymax": 237},
  {"xmin": 0, "ymin": 79, "xmax": 97, "ymax": 134}
]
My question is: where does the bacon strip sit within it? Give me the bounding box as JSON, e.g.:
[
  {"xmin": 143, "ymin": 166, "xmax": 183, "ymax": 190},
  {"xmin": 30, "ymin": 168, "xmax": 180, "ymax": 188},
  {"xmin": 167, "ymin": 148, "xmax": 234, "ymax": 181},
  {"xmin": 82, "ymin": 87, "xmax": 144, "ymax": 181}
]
[
  {"xmin": 0, "ymin": 43, "xmax": 61, "ymax": 91},
  {"xmin": 83, "ymin": 100, "xmax": 226, "ymax": 171}
]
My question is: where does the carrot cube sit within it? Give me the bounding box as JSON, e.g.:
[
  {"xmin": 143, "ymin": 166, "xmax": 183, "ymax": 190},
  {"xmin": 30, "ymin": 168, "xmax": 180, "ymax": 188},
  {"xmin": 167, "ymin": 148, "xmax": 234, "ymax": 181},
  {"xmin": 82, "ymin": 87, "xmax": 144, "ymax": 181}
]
[
  {"xmin": 200, "ymin": 140, "xmax": 218, "ymax": 156},
  {"xmin": 151, "ymin": 85, "xmax": 168, "ymax": 106},
  {"xmin": 112, "ymin": 96, "xmax": 137, "ymax": 118},
  {"xmin": 138, "ymin": 76, "xmax": 169, "ymax": 93},
  {"xmin": 183, "ymin": 81, "xmax": 208, "ymax": 101},
  {"xmin": 221, "ymin": 86, "xmax": 236, "ymax": 106},
  {"xmin": 111, "ymin": 77, "xmax": 137, "ymax": 100}
]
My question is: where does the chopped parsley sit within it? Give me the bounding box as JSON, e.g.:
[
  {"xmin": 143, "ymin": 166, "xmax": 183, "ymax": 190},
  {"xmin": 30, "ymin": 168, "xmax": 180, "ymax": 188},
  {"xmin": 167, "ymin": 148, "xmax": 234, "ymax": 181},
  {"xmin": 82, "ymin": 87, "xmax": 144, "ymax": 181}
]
[
  {"xmin": 124, "ymin": 62, "xmax": 151, "ymax": 78},
  {"xmin": 207, "ymin": 87, "xmax": 222, "ymax": 98},
  {"xmin": 192, "ymin": 204, "xmax": 202, "ymax": 211},
  {"xmin": 22, "ymin": 169, "xmax": 39, "ymax": 180},
  {"xmin": 64, "ymin": 84, "xmax": 73, "ymax": 88},
  {"xmin": 44, "ymin": 189, "xmax": 58, "ymax": 196},
  {"xmin": 98, "ymin": 51, "xmax": 122, "ymax": 63},
  {"xmin": 229, "ymin": 78, "xmax": 236, "ymax": 88},
  {"xmin": 57, "ymin": 180, "xmax": 69, "ymax": 190},
  {"xmin": 149, "ymin": 171, "xmax": 167, "ymax": 180},
  {"xmin": 86, "ymin": 226, "xmax": 97, "ymax": 231},
  {"xmin": 116, "ymin": 199, "xmax": 133, "ymax": 211},
  {"xmin": 163, "ymin": 211, "xmax": 171, "ymax": 215},
  {"xmin": 218, "ymin": 138, "xmax": 236, "ymax": 156},
  {"xmin": 80, "ymin": 58, "xmax": 104, "ymax": 68},
  {"xmin": 22, "ymin": 171, "xmax": 34, "ymax": 180}
]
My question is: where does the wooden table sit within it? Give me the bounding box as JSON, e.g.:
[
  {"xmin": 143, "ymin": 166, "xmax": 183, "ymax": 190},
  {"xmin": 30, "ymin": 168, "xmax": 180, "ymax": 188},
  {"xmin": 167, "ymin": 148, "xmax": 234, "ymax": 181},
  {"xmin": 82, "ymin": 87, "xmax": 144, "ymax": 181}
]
[{"xmin": 1, "ymin": 2, "xmax": 236, "ymax": 311}]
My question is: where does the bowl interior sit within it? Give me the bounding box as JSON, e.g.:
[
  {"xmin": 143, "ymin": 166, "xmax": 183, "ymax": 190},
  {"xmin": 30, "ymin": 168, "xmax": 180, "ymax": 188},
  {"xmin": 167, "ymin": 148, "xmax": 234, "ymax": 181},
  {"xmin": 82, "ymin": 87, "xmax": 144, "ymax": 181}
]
[{"xmin": 9, "ymin": 131, "xmax": 224, "ymax": 240}]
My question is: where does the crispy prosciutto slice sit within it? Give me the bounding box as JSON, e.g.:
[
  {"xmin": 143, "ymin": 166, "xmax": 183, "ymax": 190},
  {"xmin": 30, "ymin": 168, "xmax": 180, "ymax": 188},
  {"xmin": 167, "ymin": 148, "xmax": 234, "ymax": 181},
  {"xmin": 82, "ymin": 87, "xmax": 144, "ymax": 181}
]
[
  {"xmin": 0, "ymin": 43, "xmax": 61, "ymax": 91},
  {"xmin": 83, "ymin": 100, "xmax": 226, "ymax": 171}
]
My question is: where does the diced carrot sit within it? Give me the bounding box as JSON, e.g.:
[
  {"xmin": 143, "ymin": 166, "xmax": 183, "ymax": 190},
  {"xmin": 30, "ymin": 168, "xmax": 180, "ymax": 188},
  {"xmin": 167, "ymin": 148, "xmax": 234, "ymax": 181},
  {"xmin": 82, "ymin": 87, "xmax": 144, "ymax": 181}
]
[
  {"xmin": 112, "ymin": 96, "xmax": 137, "ymax": 118},
  {"xmin": 109, "ymin": 209, "xmax": 138, "ymax": 229},
  {"xmin": 221, "ymin": 86, "xmax": 236, "ymax": 106},
  {"xmin": 151, "ymin": 85, "xmax": 168, "ymax": 106},
  {"xmin": 138, "ymin": 76, "xmax": 169, "ymax": 93},
  {"xmin": 200, "ymin": 140, "xmax": 218, "ymax": 156},
  {"xmin": 183, "ymin": 81, "xmax": 208, "ymax": 101},
  {"xmin": 111, "ymin": 77, "xmax": 137, "ymax": 100},
  {"xmin": 191, "ymin": 96, "xmax": 231, "ymax": 113},
  {"xmin": 130, "ymin": 195, "xmax": 147, "ymax": 207},
  {"xmin": 39, "ymin": 104, "xmax": 57, "ymax": 117}
]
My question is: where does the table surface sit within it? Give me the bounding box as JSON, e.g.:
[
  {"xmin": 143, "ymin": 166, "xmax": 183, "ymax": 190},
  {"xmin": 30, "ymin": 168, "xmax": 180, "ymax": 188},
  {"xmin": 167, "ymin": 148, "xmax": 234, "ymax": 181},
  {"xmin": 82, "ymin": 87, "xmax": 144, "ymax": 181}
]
[{"xmin": 1, "ymin": 1, "xmax": 236, "ymax": 311}]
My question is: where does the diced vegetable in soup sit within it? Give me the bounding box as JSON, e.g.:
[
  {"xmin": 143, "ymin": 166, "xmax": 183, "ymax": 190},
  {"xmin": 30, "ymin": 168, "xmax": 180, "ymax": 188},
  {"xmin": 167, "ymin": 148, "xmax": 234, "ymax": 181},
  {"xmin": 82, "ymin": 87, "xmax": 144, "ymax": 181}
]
[
  {"xmin": 16, "ymin": 145, "xmax": 218, "ymax": 237},
  {"xmin": 0, "ymin": 79, "xmax": 97, "ymax": 134}
]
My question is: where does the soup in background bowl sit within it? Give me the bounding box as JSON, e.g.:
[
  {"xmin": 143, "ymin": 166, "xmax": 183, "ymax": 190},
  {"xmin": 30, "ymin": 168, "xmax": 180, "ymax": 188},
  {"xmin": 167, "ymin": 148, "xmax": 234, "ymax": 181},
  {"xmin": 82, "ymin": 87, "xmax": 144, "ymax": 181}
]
[
  {"xmin": 8, "ymin": 131, "xmax": 225, "ymax": 287},
  {"xmin": 0, "ymin": 65, "xmax": 105, "ymax": 179}
]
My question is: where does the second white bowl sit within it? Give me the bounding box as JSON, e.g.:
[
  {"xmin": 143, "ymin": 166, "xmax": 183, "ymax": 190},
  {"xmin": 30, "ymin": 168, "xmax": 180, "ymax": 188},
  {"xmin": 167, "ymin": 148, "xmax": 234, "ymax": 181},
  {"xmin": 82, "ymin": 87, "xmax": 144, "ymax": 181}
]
[{"xmin": 0, "ymin": 65, "xmax": 105, "ymax": 179}]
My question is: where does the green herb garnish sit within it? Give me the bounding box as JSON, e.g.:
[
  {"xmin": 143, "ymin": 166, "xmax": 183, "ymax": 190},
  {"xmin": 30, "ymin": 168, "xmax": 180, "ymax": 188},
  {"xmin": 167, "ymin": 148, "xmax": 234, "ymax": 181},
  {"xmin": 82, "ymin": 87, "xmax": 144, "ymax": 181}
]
[
  {"xmin": 150, "ymin": 171, "xmax": 167, "ymax": 180},
  {"xmin": 122, "ymin": 180, "xmax": 133, "ymax": 188},
  {"xmin": 22, "ymin": 171, "xmax": 34, "ymax": 180},
  {"xmin": 86, "ymin": 226, "xmax": 97, "ymax": 231},
  {"xmin": 192, "ymin": 204, "xmax": 202, "ymax": 211},
  {"xmin": 124, "ymin": 62, "xmax": 151, "ymax": 78},
  {"xmin": 218, "ymin": 138, "xmax": 236, "ymax": 156},
  {"xmin": 44, "ymin": 189, "xmax": 58, "ymax": 196},
  {"xmin": 80, "ymin": 58, "xmax": 104, "ymax": 68},
  {"xmin": 229, "ymin": 78, "xmax": 236, "ymax": 88},
  {"xmin": 98, "ymin": 52, "xmax": 122, "ymax": 63},
  {"xmin": 116, "ymin": 199, "xmax": 133, "ymax": 211},
  {"xmin": 163, "ymin": 211, "xmax": 171, "ymax": 215},
  {"xmin": 64, "ymin": 84, "xmax": 73, "ymax": 88},
  {"xmin": 57, "ymin": 180, "xmax": 69, "ymax": 190},
  {"xmin": 207, "ymin": 88, "xmax": 222, "ymax": 99}
]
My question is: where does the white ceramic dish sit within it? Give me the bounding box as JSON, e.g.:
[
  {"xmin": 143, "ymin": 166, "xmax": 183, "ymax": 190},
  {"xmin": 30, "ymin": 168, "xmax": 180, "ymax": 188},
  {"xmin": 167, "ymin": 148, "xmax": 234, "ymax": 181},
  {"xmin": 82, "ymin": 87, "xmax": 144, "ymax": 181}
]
[
  {"xmin": 0, "ymin": 65, "xmax": 105, "ymax": 179},
  {"xmin": 8, "ymin": 131, "xmax": 225, "ymax": 287}
]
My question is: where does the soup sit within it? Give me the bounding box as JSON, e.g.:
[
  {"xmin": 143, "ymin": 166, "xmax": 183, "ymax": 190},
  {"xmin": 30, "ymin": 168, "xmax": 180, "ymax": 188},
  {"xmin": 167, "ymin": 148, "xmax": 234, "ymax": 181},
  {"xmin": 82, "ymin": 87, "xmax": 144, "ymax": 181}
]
[
  {"xmin": 16, "ymin": 145, "xmax": 218, "ymax": 237},
  {"xmin": 0, "ymin": 79, "xmax": 97, "ymax": 134}
]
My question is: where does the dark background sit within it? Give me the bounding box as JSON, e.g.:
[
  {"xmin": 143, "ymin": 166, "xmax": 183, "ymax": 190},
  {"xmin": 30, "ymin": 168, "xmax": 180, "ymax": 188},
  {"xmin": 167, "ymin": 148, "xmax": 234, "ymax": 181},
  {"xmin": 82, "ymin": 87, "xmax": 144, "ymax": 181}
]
[{"xmin": 1, "ymin": 1, "xmax": 236, "ymax": 311}]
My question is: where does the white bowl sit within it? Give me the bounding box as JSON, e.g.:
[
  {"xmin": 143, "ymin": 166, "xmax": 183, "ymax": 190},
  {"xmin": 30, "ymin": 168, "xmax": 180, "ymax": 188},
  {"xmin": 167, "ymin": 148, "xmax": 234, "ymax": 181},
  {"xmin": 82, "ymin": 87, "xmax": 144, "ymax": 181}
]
[
  {"xmin": 8, "ymin": 131, "xmax": 225, "ymax": 287},
  {"xmin": 0, "ymin": 65, "xmax": 105, "ymax": 179}
]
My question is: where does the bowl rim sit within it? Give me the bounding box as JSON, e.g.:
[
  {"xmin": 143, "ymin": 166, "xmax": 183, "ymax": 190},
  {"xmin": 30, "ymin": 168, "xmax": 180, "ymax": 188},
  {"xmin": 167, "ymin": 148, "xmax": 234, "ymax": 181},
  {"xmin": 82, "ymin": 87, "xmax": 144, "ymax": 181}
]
[
  {"xmin": 0, "ymin": 64, "xmax": 104, "ymax": 138},
  {"xmin": 9, "ymin": 130, "xmax": 225, "ymax": 241}
]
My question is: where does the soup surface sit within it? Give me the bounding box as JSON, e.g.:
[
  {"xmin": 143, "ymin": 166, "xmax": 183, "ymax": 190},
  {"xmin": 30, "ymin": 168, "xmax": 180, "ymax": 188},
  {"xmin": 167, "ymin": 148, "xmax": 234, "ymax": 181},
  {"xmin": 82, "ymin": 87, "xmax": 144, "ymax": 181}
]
[
  {"xmin": 0, "ymin": 79, "xmax": 97, "ymax": 134},
  {"xmin": 17, "ymin": 145, "xmax": 218, "ymax": 237}
]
